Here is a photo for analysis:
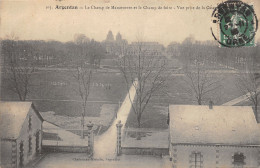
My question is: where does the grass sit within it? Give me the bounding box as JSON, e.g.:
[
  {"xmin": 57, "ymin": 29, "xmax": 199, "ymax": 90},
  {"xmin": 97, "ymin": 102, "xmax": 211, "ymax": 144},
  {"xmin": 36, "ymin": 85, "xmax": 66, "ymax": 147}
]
[
  {"xmin": 33, "ymin": 100, "xmax": 103, "ymax": 117},
  {"xmin": 1, "ymin": 70, "xmax": 127, "ymax": 117},
  {"xmin": 125, "ymin": 74, "xmax": 246, "ymax": 129},
  {"xmin": 125, "ymin": 105, "xmax": 169, "ymax": 129},
  {"xmin": 1, "ymin": 60, "xmax": 246, "ymax": 129}
]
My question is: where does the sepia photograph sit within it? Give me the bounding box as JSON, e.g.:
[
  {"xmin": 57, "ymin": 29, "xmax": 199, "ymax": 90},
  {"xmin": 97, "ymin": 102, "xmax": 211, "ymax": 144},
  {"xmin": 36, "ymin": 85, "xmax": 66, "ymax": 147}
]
[{"xmin": 0, "ymin": 0, "xmax": 260, "ymax": 167}]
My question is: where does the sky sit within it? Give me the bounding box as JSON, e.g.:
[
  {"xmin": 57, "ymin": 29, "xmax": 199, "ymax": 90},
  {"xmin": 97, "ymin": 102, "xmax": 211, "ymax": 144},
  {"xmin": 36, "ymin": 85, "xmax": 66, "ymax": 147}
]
[{"xmin": 0, "ymin": 0, "xmax": 260, "ymax": 46}]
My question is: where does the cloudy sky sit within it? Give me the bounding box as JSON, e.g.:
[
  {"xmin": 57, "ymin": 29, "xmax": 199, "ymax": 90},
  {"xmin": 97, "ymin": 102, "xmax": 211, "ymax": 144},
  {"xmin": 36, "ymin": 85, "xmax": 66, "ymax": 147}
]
[{"xmin": 0, "ymin": 0, "xmax": 259, "ymax": 46}]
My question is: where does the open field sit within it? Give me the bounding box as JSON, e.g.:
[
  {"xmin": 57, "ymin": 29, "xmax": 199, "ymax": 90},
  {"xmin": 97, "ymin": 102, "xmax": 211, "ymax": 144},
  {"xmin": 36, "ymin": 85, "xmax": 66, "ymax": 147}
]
[
  {"xmin": 125, "ymin": 73, "xmax": 246, "ymax": 128},
  {"xmin": 1, "ymin": 58, "xmax": 247, "ymax": 129},
  {"xmin": 1, "ymin": 69, "xmax": 127, "ymax": 117}
]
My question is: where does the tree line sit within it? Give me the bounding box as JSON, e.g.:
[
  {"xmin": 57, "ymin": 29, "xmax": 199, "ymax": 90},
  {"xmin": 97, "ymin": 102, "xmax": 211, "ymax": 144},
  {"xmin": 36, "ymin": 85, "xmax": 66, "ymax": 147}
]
[
  {"xmin": 0, "ymin": 37, "xmax": 106, "ymax": 102},
  {"xmin": 167, "ymin": 36, "xmax": 260, "ymax": 71},
  {"xmin": 1, "ymin": 38, "xmax": 106, "ymax": 68}
]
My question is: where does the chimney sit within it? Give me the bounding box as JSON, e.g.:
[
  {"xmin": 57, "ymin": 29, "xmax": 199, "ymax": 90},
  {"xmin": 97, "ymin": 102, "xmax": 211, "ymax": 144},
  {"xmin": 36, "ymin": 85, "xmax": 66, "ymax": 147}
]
[{"xmin": 209, "ymin": 100, "xmax": 213, "ymax": 109}]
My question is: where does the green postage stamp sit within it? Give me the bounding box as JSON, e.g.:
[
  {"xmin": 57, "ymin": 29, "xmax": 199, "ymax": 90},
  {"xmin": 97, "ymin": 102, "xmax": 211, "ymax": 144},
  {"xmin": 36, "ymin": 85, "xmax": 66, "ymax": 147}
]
[{"xmin": 211, "ymin": 0, "xmax": 258, "ymax": 47}]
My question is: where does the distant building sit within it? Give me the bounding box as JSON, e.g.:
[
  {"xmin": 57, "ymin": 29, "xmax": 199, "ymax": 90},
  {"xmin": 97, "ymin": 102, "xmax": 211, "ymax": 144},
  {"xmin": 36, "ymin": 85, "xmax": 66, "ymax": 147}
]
[
  {"xmin": 169, "ymin": 104, "xmax": 260, "ymax": 168},
  {"xmin": 106, "ymin": 30, "xmax": 114, "ymax": 42},
  {"xmin": 127, "ymin": 42, "xmax": 165, "ymax": 57},
  {"xmin": 116, "ymin": 32, "xmax": 122, "ymax": 41},
  {"xmin": 166, "ymin": 42, "xmax": 180, "ymax": 58},
  {"xmin": 103, "ymin": 31, "xmax": 128, "ymax": 56},
  {"xmin": 114, "ymin": 32, "xmax": 128, "ymax": 57},
  {"xmin": 0, "ymin": 102, "xmax": 44, "ymax": 168},
  {"xmin": 103, "ymin": 30, "xmax": 115, "ymax": 55}
]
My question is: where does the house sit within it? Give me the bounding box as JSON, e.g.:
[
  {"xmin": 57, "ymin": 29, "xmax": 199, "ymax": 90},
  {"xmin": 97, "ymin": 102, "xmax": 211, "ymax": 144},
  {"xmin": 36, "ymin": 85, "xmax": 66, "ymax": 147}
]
[
  {"xmin": 169, "ymin": 104, "xmax": 260, "ymax": 168},
  {"xmin": 0, "ymin": 101, "xmax": 44, "ymax": 168}
]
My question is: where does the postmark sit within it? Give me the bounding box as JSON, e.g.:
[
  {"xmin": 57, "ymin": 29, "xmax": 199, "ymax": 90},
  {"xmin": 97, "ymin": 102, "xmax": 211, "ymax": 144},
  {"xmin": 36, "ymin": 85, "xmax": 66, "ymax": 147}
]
[{"xmin": 211, "ymin": 0, "xmax": 258, "ymax": 47}]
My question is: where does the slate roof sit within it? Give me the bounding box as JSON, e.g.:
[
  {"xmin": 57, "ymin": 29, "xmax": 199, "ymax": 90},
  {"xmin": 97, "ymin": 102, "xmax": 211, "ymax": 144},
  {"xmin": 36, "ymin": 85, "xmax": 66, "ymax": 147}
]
[
  {"xmin": 0, "ymin": 101, "xmax": 43, "ymax": 140},
  {"xmin": 169, "ymin": 105, "xmax": 260, "ymax": 145}
]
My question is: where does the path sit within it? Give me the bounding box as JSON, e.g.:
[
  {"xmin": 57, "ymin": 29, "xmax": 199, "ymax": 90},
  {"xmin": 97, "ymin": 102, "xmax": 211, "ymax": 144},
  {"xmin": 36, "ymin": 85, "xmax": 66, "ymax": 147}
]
[
  {"xmin": 93, "ymin": 80, "xmax": 138, "ymax": 159},
  {"xmin": 222, "ymin": 88, "xmax": 260, "ymax": 106}
]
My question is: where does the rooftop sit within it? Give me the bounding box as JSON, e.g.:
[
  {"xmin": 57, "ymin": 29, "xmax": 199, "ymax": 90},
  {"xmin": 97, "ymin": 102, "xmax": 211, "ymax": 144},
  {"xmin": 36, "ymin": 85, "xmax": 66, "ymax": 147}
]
[
  {"xmin": 0, "ymin": 101, "xmax": 42, "ymax": 139},
  {"xmin": 169, "ymin": 105, "xmax": 260, "ymax": 145}
]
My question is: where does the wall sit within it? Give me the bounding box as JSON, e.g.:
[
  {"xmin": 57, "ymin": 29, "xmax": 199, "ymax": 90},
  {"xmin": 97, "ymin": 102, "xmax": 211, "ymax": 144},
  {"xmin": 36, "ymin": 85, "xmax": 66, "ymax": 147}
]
[
  {"xmin": 122, "ymin": 147, "xmax": 169, "ymax": 156},
  {"xmin": 16, "ymin": 107, "xmax": 42, "ymax": 167},
  {"xmin": 42, "ymin": 145, "xmax": 89, "ymax": 153},
  {"xmin": 0, "ymin": 140, "xmax": 16, "ymax": 168},
  {"xmin": 170, "ymin": 144, "xmax": 260, "ymax": 168}
]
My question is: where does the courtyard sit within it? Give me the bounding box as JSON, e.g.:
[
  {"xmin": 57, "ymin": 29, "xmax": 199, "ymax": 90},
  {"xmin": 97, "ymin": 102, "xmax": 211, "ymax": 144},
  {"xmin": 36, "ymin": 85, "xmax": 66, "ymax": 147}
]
[{"xmin": 35, "ymin": 153, "xmax": 171, "ymax": 168}]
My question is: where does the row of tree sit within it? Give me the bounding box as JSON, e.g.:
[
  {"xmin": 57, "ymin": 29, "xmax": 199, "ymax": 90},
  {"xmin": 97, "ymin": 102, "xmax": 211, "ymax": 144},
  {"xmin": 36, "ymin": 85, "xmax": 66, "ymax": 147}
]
[
  {"xmin": 1, "ymin": 38, "xmax": 106, "ymax": 68},
  {"xmin": 1, "ymin": 36, "xmax": 106, "ymax": 102},
  {"xmin": 167, "ymin": 36, "xmax": 260, "ymax": 71}
]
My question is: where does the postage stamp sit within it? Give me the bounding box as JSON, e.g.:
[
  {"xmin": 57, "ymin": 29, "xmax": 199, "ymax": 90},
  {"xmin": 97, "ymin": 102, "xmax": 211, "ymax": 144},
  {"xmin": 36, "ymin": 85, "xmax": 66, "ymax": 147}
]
[{"xmin": 211, "ymin": 0, "xmax": 258, "ymax": 47}]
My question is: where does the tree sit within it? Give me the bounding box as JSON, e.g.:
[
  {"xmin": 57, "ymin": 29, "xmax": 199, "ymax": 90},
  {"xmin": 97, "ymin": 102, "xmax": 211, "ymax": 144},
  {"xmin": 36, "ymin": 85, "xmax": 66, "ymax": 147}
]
[
  {"xmin": 88, "ymin": 40, "xmax": 106, "ymax": 68},
  {"xmin": 73, "ymin": 38, "xmax": 95, "ymax": 139},
  {"xmin": 72, "ymin": 40, "xmax": 105, "ymax": 138},
  {"xmin": 118, "ymin": 40, "xmax": 168, "ymax": 130},
  {"xmin": 237, "ymin": 61, "xmax": 260, "ymax": 122},
  {"xmin": 74, "ymin": 33, "xmax": 90, "ymax": 45},
  {"xmin": 179, "ymin": 37, "xmax": 222, "ymax": 105},
  {"xmin": 2, "ymin": 39, "xmax": 35, "ymax": 101},
  {"xmin": 73, "ymin": 63, "xmax": 93, "ymax": 139},
  {"xmin": 183, "ymin": 61, "xmax": 222, "ymax": 105}
]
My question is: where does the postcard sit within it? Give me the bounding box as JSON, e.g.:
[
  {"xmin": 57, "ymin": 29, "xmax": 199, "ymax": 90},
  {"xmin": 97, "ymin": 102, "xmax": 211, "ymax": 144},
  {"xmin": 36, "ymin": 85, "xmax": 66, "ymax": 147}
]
[{"xmin": 0, "ymin": 0, "xmax": 260, "ymax": 167}]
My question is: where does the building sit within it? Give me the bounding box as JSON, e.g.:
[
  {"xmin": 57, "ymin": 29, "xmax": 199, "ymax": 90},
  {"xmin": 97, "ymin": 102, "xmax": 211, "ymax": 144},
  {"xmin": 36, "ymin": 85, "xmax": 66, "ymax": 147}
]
[
  {"xmin": 0, "ymin": 102, "xmax": 44, "ymax": 168},
  {"xmin": 127, "ymin": 42, "xmax": 165, "ymax": 57},
  {"xmin": 102, "ymin": 31, "xmax": 128, "ymax": 56},
  {"xmin": 169, "ymin": 104, "xmax": 260, "ymax": 168}
]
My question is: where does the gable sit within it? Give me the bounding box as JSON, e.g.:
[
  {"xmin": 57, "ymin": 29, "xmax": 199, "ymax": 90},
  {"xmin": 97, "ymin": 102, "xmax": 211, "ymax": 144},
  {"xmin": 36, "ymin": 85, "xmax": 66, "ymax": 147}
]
[{"xmin": 0, "ymin": 101, "xmax": 43, "ymax": 139}]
